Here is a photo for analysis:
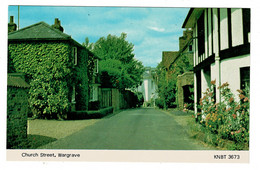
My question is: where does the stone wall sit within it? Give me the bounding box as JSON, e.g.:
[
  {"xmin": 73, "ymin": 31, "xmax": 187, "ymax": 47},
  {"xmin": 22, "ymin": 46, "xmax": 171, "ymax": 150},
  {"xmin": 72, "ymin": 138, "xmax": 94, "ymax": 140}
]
[
  {"xmin": 177, "ymin": 72, "xmax": 194, "ymax": 110},
  {"xmin": 7, "ymin": 86, "xmax": 29, "ymax": 149}
]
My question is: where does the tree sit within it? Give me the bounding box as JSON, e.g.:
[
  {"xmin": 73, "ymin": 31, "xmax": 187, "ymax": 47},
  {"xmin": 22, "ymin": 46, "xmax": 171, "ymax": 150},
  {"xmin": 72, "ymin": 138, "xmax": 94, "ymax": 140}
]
[
  {"xmin": 155, "ymin": 53, "xmax": 194, "ymax": 110},
  {"xmin": 155, "ymin": 63, "xmax": 177, "ymax": 109},
  {"xmin": 90, "ymin": 33, "xmax": 144, "ymax": 90}
]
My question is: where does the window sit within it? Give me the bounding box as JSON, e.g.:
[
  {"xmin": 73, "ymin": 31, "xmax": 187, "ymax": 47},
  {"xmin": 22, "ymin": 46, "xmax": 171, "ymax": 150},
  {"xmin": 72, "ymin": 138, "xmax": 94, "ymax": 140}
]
[
  {"xmin": 189, "ymin": 44, "xmax": 193, "ymax": 52},
  {"xmin": 72, "ymin": 47, "xmax": 77, "ymax": 65},
  {"xmin": 94, "ymin": 59, "xmax": 98, "ymax": 73},
  {"xmin": 243, "ymin": 8, "xmax": 250, "ymax": 44},
  {"xmin": 240, "ymin": 67, "xmax": 250, "ymax": 90},
  {"xmin": 197, "ymin": 11, "xmax": 205, "ymax": 57}
]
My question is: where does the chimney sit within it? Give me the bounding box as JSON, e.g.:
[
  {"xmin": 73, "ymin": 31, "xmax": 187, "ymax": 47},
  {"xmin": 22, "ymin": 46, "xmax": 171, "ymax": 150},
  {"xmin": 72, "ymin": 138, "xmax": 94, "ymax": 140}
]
[
  {"xmin": 51, "ymin": 18, "xmax": 64, "ymax": 32},
  {"xmin": 179, "ymin": 29, "xmax": 193, "ymax": 51},
  {"xmin": 8, "ymin": 16, "xmax": 17, "ymax": 33}
]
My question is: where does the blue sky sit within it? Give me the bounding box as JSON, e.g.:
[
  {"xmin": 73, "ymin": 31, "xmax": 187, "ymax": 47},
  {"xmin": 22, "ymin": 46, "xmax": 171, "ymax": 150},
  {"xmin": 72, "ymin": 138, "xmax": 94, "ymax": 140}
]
[{"xmin": 8, "ymin": 6, "xmax": 189, "ymax": 67}]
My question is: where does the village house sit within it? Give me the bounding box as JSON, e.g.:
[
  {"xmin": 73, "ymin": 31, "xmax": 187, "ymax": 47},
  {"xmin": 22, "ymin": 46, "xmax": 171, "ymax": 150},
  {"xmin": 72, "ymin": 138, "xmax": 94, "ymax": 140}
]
[
  {"xmin": 8, "ymin": 16, "xmax": 97, "ymax": 117},
  {"xmin": 182, "ymin": 8, "xmax": 250, "ymax": 114},
  {"xmin": 160, "ymin": 29, "xmax": 194, "ymax": 110},
  {"xmin": 137, "ymin": 67, "xmax": 158, "ymax": 107}
]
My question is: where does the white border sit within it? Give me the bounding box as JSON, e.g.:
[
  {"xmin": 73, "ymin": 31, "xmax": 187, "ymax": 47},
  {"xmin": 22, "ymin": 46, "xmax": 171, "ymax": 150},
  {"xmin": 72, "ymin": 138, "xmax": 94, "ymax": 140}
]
[{"xmin": 1, "ymin": 0, "xmax": 260, "ymax": 170}]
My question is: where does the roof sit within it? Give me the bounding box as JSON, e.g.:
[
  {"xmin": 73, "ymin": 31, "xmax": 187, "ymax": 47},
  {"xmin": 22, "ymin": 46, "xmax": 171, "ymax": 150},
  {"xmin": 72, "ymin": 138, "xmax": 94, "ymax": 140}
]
[
  {"xmin": 162, "ymin": 51, "xmax": 179, "ymax": 69},
  {"xmin": 8, "ymin": 74, "xmax": 30, "ymax": 88},
  {"xmin": 8, "ymin": 20, "xmax": 97, "ymax": 56},
  {"xmin": 8, "ymin": 21, "xmax": 72, "ymax": 41},
  {"xmin": 182, "ymin": 8, "xmax": 205, "ymax": 28}
]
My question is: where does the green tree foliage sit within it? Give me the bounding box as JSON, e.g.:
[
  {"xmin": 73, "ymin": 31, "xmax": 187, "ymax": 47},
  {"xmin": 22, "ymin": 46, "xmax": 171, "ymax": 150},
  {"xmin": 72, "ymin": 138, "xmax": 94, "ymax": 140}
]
[
  {"xmin": 155, "ymin": 53, "xmax": 193, "ymax": 109},
  {"xmin": 155, "ymin": 63, "xmax": 176, "ymax": 109},
  {"xmin": 90, "ymin": 33, "xmax": 144, "ymax": 90}
]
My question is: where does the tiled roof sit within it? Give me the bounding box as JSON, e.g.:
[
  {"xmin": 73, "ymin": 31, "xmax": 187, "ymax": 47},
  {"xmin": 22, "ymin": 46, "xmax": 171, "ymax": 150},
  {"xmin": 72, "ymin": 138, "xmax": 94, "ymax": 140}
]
[
  {"xmin": 8, "ymin": 75, "xmax": 30, "ymax": 88},
  {"xmin": 162, "ymin": 51, "xmax": 179, "ymax": 69},
  {"xmin": 8, "ymin": 21, "xmax": 71, "ymax": 41}
]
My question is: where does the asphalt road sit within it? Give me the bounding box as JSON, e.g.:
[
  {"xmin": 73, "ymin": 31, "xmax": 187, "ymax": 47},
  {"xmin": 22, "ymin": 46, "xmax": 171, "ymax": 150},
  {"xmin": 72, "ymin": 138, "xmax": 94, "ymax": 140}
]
[{"xmin": 40, "ymin": 108, "xmax": 211, "ymax": 150}]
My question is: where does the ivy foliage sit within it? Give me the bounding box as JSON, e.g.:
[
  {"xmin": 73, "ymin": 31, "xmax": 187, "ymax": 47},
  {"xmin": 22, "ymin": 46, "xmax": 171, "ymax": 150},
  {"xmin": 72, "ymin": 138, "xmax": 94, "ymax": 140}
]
[
  {"xmin": 8, "ymin": 42, "xmax": 75, "ymax": 119},
  {"xmin": 87, "ymin": 33, "xmax": 144, "ymax": 90}
]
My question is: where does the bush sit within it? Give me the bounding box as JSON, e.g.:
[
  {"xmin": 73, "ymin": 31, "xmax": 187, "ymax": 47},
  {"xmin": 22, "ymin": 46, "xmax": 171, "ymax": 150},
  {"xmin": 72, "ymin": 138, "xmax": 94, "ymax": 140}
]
[
  {"xmin": 197, "ymin": 81, "xmax": 249, "ymax": 149},
  {"xmin": 155, "ymin": 98, "xmax": 164, "ymax": 109},
  {"xmin": 88, "ymin": 101, "xmax": 100, "ymax": 110}
]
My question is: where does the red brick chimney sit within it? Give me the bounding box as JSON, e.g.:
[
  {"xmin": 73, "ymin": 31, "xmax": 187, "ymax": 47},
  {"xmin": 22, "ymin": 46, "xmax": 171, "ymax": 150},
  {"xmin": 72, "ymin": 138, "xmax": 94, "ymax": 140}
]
[{"xmin": 8, "ymin": 16, "xmax": 17, "ymax": 33}]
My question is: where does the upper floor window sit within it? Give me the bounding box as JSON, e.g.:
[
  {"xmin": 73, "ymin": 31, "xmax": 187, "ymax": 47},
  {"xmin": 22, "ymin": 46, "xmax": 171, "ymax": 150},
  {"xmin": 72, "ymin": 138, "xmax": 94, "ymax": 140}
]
[
  {"xmin": 72, "ymin": 47, "xmax": 77, "ymax": 65},
  {"xmin": 188, "ymin": 44, "xmax": 193, "ymax": 52},
  {"xmin": 197, "ymin": 11, "xmax": 205, "ymax": 57},
  {"xmin": 242, "ymin": 8, "xmax": 250, "ymax": 44},
  {"xmin": 94, "ymin": 59, "xmax": 98, "ymax": 73}
]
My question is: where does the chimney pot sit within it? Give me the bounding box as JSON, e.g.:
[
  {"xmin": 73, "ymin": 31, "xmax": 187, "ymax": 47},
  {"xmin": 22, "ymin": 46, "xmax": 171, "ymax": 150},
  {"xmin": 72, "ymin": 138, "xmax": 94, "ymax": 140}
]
[
  {"xmin": 10, "ymin": 16, "xmax": 14, "ymax": 23},
  {"xmin": 8, "ymin": 16, "xmax": 17, "ymax": 33},
  {"xmin": 52, "ymin": 18, "xmax": 64, "ymax": 32},
  {"xmin": 55, "ymin": 18, "xmax": 59, "ymax": 25}
]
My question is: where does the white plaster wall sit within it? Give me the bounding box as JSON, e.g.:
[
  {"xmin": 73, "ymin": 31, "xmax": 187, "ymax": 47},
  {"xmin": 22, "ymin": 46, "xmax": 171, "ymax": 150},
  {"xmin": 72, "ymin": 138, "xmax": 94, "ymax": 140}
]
[
  {"xmin": 204, "ymin": 9, "xmax": 208, "ymax": 59},
  {"xmin": 212, "ymin": 8, "xmax": 219, "ymax": 55},
  {"xmin": 231, "ymin": 8, "xmax": 243, "ymax": 47},
  {"xmin": 143, "ymin": 79, "xmax": 149, "ymax": 102},
  {"xmin": 193, "ymin": 73, "xmax": 198, "ymax": 113},
  {"xmin": 201, "ymin": 69, "xmax": 211, "ymax": 95},
  {"xmin": 220, "ymin": 8, "xmax": 229, "ymax": 50},
  {"xmin": 208, "ymin": 8, "xmax": 213, "ymax": 56},
  {"xmin": 220, "ymin": 54, "xmax": 250, "ymax": 100},
  {"xmin": 194, "ymin": 24, "xmax": 198, "ymax": 66}
]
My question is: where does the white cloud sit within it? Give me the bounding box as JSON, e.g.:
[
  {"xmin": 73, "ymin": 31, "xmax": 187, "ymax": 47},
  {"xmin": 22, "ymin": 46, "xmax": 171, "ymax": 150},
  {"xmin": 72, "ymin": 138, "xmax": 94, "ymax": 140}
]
[{"xmin": 147, "ymin": 26, "xmax": 165, "ymax": 32}]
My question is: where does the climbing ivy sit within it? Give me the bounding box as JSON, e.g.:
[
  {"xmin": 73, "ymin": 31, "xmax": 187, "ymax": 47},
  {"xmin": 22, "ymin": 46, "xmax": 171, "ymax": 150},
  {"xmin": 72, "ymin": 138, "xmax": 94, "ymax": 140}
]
[{"xmin": 8, "ymin": 41, "xmax": 87, "ymax": 118}]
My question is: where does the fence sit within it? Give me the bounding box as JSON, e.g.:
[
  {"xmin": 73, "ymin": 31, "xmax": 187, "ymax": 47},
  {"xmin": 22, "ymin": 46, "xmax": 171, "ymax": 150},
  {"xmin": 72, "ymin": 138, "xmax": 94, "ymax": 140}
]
[{"xmin": 100, "ymin": 88, "xmax": 137, "ymax": 112}]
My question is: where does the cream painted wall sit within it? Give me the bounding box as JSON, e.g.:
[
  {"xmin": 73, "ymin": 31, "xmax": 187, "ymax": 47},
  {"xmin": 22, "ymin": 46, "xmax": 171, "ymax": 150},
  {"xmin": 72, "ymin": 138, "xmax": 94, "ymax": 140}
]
[
  {"xmin": 220, "ymin": 54, "xmax": 250, "ymax": 100},
  {"xmin": 143, "ymin": 79, "xmax": 149, "ymax": 102},
  {"xmin": 220, "ymin": 8, "xmax": 229, "ymax": 50},
  {"xmin": 231, "ymin": 8, "xmax": 243, "ymax": 47},
  {"xmin": 207, "ymin": 8, "xmax": 213, "ymax": 57}
]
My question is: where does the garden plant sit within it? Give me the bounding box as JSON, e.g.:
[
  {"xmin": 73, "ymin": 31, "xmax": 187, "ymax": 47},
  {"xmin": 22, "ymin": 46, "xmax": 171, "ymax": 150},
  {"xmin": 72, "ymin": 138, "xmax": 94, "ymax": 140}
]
[{"xmin": 195, "ymin": 81, "xmax": 249, "ymax": 150}]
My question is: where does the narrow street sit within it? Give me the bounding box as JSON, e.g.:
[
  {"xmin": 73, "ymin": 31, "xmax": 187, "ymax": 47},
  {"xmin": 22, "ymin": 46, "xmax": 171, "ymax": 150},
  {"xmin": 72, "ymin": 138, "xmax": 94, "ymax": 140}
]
[{"xmin": 40, "ymin": 108, "xmax": 211, "ymax": 150}]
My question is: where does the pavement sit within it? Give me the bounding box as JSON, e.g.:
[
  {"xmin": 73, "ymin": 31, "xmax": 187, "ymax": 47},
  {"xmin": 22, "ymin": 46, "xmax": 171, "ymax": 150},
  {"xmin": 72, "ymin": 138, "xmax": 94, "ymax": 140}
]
[{"xmin": 39, "ymin": 108, "xmax": 212, "ymax": 150}]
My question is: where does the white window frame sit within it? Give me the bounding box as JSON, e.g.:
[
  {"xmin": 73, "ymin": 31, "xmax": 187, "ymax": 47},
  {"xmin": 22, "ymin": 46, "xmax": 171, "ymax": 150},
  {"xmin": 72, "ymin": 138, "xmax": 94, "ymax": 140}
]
[{"xmin": 72, "ymin": 47, "xmax": 77, "ymax": 65}]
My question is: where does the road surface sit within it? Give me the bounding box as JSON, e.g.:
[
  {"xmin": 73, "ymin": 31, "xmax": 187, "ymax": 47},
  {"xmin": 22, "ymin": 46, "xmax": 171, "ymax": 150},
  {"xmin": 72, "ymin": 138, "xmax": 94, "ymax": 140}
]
[{"xmin": 40, "ymin": 108, "xmax": 211, "ymax": 150}]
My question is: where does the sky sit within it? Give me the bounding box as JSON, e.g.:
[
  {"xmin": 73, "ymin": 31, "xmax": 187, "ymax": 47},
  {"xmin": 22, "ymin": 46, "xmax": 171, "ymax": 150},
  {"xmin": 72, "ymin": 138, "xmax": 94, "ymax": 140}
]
[{"xmin": 8, "ymin": 6, "xmax": 189, "ymax": 67}]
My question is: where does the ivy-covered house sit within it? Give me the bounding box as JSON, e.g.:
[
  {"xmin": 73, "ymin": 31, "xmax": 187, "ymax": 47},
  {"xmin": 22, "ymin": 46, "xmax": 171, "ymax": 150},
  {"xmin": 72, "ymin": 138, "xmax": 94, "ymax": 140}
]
[{"xmin": 8, "ymin": 17, "xmax": 94, "ymax": 119}]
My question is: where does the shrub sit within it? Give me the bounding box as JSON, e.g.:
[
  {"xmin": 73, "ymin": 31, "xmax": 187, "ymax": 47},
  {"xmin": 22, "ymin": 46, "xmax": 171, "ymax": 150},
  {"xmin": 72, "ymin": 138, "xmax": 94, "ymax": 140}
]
[
  {"xmin": 197, "ymin": 81, "xmax": 249, "ymax": 149},
  {"xmin": 155, "ymin": 98, "xmax": 165, "ymax": 109},
  {"xmin": 88, "ymin": 101, "xmax": 100, "ymax": 110}
]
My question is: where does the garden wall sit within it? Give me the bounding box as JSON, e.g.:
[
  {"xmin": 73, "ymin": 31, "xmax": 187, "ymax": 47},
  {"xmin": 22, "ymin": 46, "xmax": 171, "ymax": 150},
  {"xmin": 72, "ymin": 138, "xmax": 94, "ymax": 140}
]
[{"xmin": 7, "ymin": 74, "xmax": 29, "ymax": 149}]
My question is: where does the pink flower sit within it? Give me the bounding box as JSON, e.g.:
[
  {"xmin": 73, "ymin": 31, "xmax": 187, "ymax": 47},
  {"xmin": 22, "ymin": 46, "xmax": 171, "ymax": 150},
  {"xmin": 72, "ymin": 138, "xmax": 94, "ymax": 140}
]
[
  {"xmin": 211, "ymin": 80, "xmax": 216, "ymax": 85},
  {"xmin": 239, "ymin": 94, "xmax": 245, "ymax": 100}
]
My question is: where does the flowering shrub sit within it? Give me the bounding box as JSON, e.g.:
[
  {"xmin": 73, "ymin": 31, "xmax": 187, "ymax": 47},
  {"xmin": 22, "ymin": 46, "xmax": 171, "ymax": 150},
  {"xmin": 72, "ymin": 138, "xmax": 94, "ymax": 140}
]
[{"xmin": 197, "ymin": 81, "xmax": 249, "ymax": 149}]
